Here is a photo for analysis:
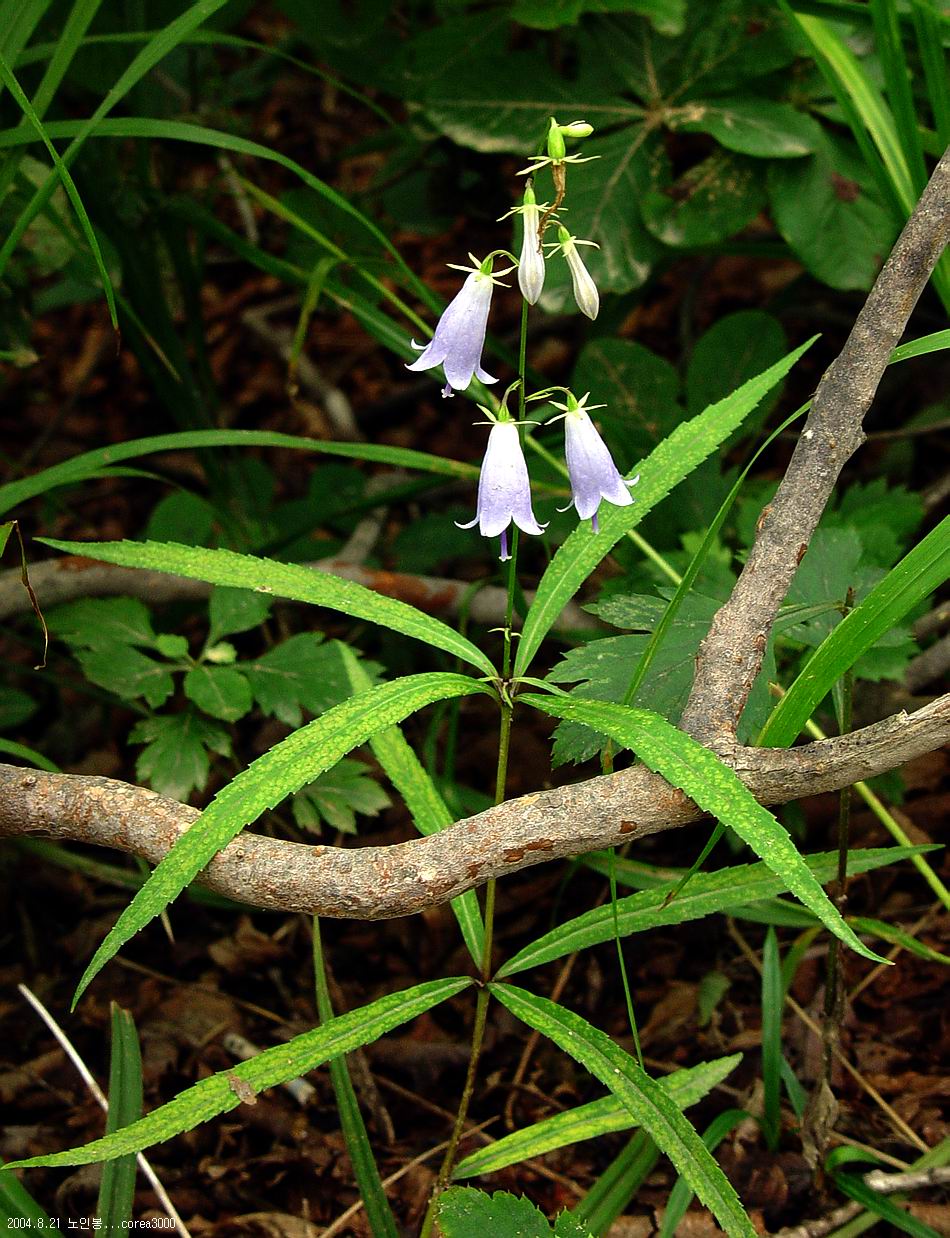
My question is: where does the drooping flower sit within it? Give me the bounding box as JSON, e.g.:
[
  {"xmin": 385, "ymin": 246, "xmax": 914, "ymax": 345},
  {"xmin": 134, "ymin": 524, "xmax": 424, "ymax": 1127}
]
[
  {"xmin": 406, "ymin": 254, "xmax": 502, "ymax": 397},
  {"xmin": 551, "ymin": 392, "xmax": 639, "ymax": 532},
  {"xmin": 556, "ymin": 226, "xmax": 599, "ymax": 320},
  {"xmin": 517, "ymin": 184, "xmax": 545, "ymax": 306},
  {"xmin": 457, "ymin": 420, "xmax": 547, "ymax": 561}
]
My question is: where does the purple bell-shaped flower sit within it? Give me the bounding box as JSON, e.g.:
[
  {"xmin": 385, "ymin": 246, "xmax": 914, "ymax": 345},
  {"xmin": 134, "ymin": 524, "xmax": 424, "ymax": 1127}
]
[
  {"xmin": 457, "ymin": 420, "xmax": 547, "ymax": 561},
  {"xmin": 552, "ymin": 393, "xmax": 638, "ymax": 532},
  {"xmin": 406, "ymin": 255, "xmax": 502, "ymax": 397}
]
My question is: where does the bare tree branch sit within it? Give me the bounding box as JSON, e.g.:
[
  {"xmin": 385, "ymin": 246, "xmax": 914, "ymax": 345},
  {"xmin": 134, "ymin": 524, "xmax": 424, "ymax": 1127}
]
[
  {"xmin": 1, "ymin": 694, "xmax": 945, "ymax": 920},
  {"xmin": 680, "ymin": 147, "xmax": 950, "ymax": 745}
]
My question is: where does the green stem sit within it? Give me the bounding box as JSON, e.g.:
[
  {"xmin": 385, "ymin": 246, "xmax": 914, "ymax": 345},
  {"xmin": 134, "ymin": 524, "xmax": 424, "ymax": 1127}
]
[{"xmin": 420, "ymin": 297, "xmax": 529, "ymax": 1238}]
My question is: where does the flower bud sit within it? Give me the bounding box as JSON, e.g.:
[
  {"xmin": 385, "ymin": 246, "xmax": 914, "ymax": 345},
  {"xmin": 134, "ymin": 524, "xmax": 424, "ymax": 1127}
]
[
  {"xmin": 517, "ymin": 185, "xmax": 545, "ymax": 306},
  {"xmin": 546, "ymin": 117, "xmax": 566, "ymax": 162},
  {"xmin": 558, "ymin": 120, "xmax": 593, "ymax": 139},
  {"xmin": 558, "ymin": 226, "xmax": 599, "ymax": 320}
]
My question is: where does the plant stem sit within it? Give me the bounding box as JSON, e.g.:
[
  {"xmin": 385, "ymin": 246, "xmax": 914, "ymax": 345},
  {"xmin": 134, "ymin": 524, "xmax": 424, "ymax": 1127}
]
[{"xmin": 420, "ymin": 298, "xmax": 529, "ymax": 1238}]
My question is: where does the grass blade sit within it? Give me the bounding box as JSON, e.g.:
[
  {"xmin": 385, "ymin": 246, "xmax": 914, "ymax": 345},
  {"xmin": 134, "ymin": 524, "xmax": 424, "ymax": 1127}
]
[
  {"xmin": 72, "ymin": 673, "xmax": 490, "ymax": 1005},
  {"xmin": 0, "ymin": 427, "xmax": 478, "ymax": 516},
  {"xmin": 4, "ymin": 978, "xmax": 470, "ymax": 1169},
  {"xmin": 312, "ymin": 921, "xmax": 399, "ymax": 1238},
  {"xmin": 96, "ymin": 1004, "xmax": 143, "ymax": 1233},
  {"xmin": 758, "ymin": 514, "xmax": 950, "ymax": 747},
  {"xmin": 761, "ymin": 928, "xmax": 782, "ymax": 1152},
  {"xmin": 0, "ymin": 49, "xmax": 117, "ymax": 329},
  {"xmin": 490, "ymin": 983, "xmax": 756, "ymax": 1238},
  {"xmin": 520, "ymin": 696, "xmax": 885, "ymax": 964}
]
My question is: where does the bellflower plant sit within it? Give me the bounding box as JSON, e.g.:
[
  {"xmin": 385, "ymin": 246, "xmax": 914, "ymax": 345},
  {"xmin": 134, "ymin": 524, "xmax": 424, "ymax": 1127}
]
[
  {"xmin": 556, "ymin": 226, "xmax": 600, "ymax": 320},
  {"xmin": 458, "ymin": 417, "xmax": 547, "ymax": 561},
  {"xmin": 407, "ymin": 254, "xmax": 507, "ymax": 396},
  {"xmin": 549, "ymin": 392, "xmax": 639, "ymax": 532}
]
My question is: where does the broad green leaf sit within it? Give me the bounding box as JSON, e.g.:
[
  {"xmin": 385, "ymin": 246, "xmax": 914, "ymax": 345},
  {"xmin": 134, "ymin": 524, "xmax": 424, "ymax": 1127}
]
[
  {"xmin": 437, "ymin": 1188, "xmax": 553, "ymax": 1238},
  {"xmin": 343, "ymin": 647, "xmax": 484, "ymax": 966},
  {"xmin": 670, "ymin": 97, "xmax": 821, "ymax": 158},
  {"xmin": 74, "ymin": 673, "xmax": 490, "ymax": 1004},
  {"xmin": 414, "ymin": 15, "xmax": 640, "ymax": 154},
  {"xmin": 490, "ymin": 984, "xmax": 756, "ymax": 1238},
  {"xmin": 208, "ymin": 586, "xmax": 273, "ymax": 642},
  {"xmin": 245, "ymin": 635, "xmax": 377, "ymax": 729},
  {"xmin": 0, "ymin": 428, "xmax": 478, "ymax": 515},
  {"xmin": 685, "ymin": 311, "xmax": 787, "ymax": 418},
  {"xmin": 537, "ymin": 128, "xmax": 663, "ymax": 304},
  {"xmin": 548, "ymin": 593, "xmax": 730, "ymax": 766},
  {"xmin": 454, "ymin": 1055, "xmax": 741, "ymax": 1178},
  {"xmin": 768, "ymin": 130, "xmax": 895, "ymax": 291},
  {"xmin": 521, "ymin": 695, "xmax": 884, "ymax": 964},
  {"xmin": 572, "ymin": 338, "xmax": 682, "ymax": 457},
  {"xmin": 50, "ymin": 597, "xmax": 157, "ymax": 648},
  {"xmin": 4, "ymin": 978, "xmax": 470, "ymax": 1168},
  {"xmin": 514, "ymin": 341, "xmax": 813, "ymax": 678},
  {"xmin": 292, "ymin": 759, "xmax": 391, "ymax": 834},
  {"xmin": 130, "ymin": 711, "xmax": 231, "ymax": 802},
  {"xmin": 0, "ymin": 685, "xmax": 36, "ymax": 729},
  {"xmin": 183, "ymin": 665, "xmax": 253, "ymax": 723},
  {"xmin": 759, "ymin": 514, "xmax": 950, "ymax": 747},
  {"xmin": 96, "ymin": 1004, "xmax": 142, "ymax": 1232},
  {"xmin": 498, "ymin": 847, "xmax": 930, "ymax": 977},
  {"xmin": 74, "ymin": 646, "xmax": 175, "ymax": 710},
  {"xmin": 640, "ymin": 146, "xmax": 765, "ymax": 247},
  {"xmin": 40, "ymin": 539, "xmax": 496, "ymax": 677},
  {"xmin": 511, "ymin": 0, "xmax": 684, "ymax": 33}
]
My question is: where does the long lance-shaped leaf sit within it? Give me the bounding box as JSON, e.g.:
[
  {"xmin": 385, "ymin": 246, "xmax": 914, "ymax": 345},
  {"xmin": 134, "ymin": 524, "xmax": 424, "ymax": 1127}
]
[
  {"xmin": 520, "ymin": 696, "xmax": 884, "ymax": 964},
  {"xmin": 72, "ymin": 673, "xmax": 491, "ymax": 1005},
  {"xmin": 490, "ymin": 984, "xmax": 756, "ymax": 1238},
  {"xmin": 342, "ymin": 649, "xmax": 485, "ymax": 966},
  {"xmin": 0, "ymin": 49, "xmax": 116, "ymax": 328},
  {"xmin": 513, "ymin": 341, "xmax": 814, "ymax": 678},
  {"xmin": 758, "ymin": 514, "xmax": 950, "ymax": 747},
  {"xmin": 3, "ymin": 977, "xmax": 470, "ymax": 1170},
  {"xmin": 454, "ymin": 1054, "xmax": 742, "ymax": 1180},
  {"xmin": 498, "ymin": 846, "xmax": 933, "ymax": 977},
  {"xmin": 39, "ymin": 539, "xmax": 496, "ymax": 678},
  {"xmin": 0, "ymin": 428, "xmax": 478, "ymax": 515}
]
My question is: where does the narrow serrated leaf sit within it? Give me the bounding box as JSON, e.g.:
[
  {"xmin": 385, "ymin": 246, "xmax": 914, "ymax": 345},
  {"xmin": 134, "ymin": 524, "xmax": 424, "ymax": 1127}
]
[
  {"xmin": 5, "ymin": 978, "xmax": 470, "ymax": 1169},
  {"xmin": 73, "ymin": 673, "xmax": 489, "ymax": 1004},
  {"xmin": 40, "ymin": 538, "xmax": 496, "ymax": 677},
  {"xmin": 514, "ymin": 341, "xmax": 813, "ymax": 677},
  {"xmin": 454, "ymin": 1055, "xmax": 741, "ymax": 1179},
  {"xmin": 758, "ymin": 515, "xmax": 950, "ymax": 746},
  {"xmin": 490, "ymin": 985, "xmax": 756, "ymax": 1238},
  {"xmin": 498, "ymin": 847, "xmax": 931, "ymax": 977},
  {"xmin": 520, "ymin": 696, "xmax": 884, "ymax": 964}
]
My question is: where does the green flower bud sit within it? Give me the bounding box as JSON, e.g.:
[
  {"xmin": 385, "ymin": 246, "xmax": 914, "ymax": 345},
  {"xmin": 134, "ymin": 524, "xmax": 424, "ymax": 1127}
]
[
  {"xmin": 558, "ymin": 120, "xmax": 593, "ymax": 139},
  {"xmin": 546, "ymin": 117, "xmax": 567, "ymax": 162}
]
